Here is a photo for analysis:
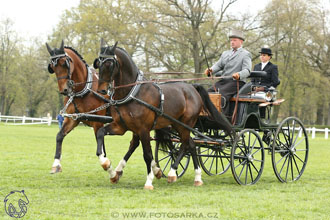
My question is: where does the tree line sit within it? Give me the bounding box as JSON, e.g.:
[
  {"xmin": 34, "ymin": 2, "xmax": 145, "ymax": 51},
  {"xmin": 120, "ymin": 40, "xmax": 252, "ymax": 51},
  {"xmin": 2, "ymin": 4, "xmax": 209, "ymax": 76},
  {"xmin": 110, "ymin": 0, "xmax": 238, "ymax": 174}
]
[{"xmin": 0, "ymin": 0, "xmax": 329, "ymax": 125}]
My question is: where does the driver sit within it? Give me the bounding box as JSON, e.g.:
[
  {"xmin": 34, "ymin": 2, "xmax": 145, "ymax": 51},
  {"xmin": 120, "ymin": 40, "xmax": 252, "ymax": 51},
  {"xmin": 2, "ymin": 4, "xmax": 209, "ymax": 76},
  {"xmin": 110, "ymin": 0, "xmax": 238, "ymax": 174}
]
[{"xmin": 204, "ymin": 29, "xmax": 252, "ymax": 117}]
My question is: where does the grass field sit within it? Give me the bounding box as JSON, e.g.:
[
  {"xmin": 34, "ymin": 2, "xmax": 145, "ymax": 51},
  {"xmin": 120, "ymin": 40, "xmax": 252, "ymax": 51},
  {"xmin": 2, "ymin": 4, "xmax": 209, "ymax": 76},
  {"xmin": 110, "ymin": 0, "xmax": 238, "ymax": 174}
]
[{"xmin": 0, "ymin": 123, "xmax": 329, "ymax": 220}]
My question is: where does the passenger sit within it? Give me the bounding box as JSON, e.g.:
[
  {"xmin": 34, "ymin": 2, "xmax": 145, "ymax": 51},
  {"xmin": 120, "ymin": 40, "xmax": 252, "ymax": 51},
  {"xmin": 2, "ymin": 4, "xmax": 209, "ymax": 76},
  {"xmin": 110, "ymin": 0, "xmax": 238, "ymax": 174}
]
[
  {"xmin": 253, "ymin": 47, "xmax": 280, "ymax": 91},
  {"xmin": 204, "ymin": 29, "xmax": 252, "ymax": 117}
]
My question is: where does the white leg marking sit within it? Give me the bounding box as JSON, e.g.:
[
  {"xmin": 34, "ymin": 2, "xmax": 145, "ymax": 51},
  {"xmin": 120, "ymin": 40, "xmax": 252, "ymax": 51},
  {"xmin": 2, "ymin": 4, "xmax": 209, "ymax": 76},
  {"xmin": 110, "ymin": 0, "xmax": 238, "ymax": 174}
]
[
  {"xmin": 107, "ymin": 164, "xmax": 117, "ymax": 178},
  {"xmin": 144, "ymin": 171, "xmax": 155, "ymax": 187},
  {"xmin": 151, "ymin": 160, "xmax": 160, "ymax": 175},
  {"xmin": 98, "ymin": 154, "xmax": 108, "ymax": 165},
  {"xmin": 52, "ymin": 158, "xmax": 61, "ymax": 167},
  {"xmin": 115, "ymin": 159, "xmax": 127, "ymax": 172},
  {"xmin": 168, "ymin": 168, "xmax": 177, "ymax": 177},
  {"xmin": 194, "ymin": 167, "xmax": 203, "ymax": 182}
]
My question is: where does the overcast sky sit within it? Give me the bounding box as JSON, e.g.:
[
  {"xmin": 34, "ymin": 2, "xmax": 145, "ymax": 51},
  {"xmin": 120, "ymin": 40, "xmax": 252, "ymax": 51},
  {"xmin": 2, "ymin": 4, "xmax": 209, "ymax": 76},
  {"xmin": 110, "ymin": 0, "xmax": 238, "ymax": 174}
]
[{"xmin": 1, "ymin": 0, "xmax": 328, "ymax": 44}]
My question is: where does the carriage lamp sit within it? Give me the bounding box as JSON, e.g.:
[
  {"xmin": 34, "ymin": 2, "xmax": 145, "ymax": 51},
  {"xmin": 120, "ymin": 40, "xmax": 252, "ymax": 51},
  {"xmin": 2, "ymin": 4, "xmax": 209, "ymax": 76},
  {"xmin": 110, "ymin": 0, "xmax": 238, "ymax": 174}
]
[{"xmin": 265, "ymin": 91, "xmax": 273, "ymax": 101}]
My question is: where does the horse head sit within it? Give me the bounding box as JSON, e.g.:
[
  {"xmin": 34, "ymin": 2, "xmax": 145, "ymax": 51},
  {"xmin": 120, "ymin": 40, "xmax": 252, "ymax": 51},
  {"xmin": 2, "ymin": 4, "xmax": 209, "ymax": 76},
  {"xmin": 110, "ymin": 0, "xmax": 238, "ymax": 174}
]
[
  {"xmin": 93, "ymin": 39, "xmax": 119, "ymax": 95},
  {"xmin": 46, "ymin": 40, "xmax": 74, "ymax": 95}
]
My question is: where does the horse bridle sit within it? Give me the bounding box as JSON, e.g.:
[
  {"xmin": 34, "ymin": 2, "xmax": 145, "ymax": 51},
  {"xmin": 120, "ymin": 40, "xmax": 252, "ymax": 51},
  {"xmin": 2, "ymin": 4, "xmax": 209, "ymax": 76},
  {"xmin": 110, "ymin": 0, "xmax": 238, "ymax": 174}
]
[
  {"xmin": 48, "ymin": 53, "xmax": 74, "ymax": 86},
  {"xmin": 97, "ymin": 53, "xmax": 119, "ymax": 84}
]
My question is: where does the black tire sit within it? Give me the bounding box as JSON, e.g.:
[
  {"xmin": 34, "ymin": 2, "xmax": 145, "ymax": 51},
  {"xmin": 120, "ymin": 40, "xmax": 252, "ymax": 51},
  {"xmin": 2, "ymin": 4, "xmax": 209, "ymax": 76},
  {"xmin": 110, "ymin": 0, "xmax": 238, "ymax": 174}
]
[
  {"xmin": 231, "ymin": 129, "xmax": 265, "ymax": 185},
  {"xmin": 271, "ymin": 117, "xmax": 309, "ymax": 182},
  {"xmin": 154, "ymin": 133, "xmax": 190, "ymax": 178}
]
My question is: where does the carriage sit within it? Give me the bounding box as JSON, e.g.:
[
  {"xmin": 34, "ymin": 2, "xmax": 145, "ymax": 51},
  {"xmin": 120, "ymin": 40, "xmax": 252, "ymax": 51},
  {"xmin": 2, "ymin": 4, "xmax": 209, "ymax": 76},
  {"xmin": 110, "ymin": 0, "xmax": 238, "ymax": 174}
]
[
  {"xmin": 154, "ymin": 71, "xmax": 309, "ymax": 185},
  {"xmin": 46, "ymin": 41, "xmax": 308, "ymax": 188}
]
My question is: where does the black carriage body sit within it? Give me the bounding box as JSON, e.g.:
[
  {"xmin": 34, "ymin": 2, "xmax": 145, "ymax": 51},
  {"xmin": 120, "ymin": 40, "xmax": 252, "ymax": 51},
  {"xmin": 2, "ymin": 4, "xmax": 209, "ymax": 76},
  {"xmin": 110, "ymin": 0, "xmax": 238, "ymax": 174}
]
[{"xmin": 185, "ymin": 71, "xmax": 308, "ymax": 184}]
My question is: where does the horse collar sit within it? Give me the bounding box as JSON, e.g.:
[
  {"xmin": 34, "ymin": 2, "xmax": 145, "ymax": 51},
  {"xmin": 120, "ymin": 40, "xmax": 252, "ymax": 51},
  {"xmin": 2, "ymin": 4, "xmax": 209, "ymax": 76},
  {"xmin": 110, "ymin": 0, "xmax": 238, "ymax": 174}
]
[{"xmin": 109, "ymin": 71, "xmax": 144, "ymax": 106}]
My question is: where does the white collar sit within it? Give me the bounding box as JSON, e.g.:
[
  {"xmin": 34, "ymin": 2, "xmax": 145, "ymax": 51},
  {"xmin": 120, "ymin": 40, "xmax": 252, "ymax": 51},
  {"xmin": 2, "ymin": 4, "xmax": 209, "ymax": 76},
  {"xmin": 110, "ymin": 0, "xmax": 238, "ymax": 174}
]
[{"xmin": 261, "ymin": 61, "xmax": 269, "ymax": 69}]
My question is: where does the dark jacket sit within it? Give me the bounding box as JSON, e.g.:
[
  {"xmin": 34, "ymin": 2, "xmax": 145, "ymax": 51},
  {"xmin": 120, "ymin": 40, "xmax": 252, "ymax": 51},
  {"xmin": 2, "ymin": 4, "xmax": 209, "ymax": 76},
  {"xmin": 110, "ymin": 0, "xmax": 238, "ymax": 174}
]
[{"xmin": 253, "ymin": 61, "xmax": 280, "ymax": 88}]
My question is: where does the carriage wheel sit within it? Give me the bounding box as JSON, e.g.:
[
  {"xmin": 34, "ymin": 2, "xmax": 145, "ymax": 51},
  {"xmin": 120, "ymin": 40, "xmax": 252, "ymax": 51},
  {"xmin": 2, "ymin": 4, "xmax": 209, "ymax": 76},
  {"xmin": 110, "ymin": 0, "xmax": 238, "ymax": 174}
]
[
  {"xmin": 231, "ymin": 129, "xmax": 265, "ymax": 185},
  {"xmin": 196, "ymin": 129, "xmax": 232, "ymax": 176},
  {"xmin": 197, "ymin": 143, "xmax": 231, "ymax": 176},
  {"xmin": 155, "ymin": 138, "xmax": 190, "ymax": 178},
  {"xmin": 271, "ymin": 117, "xmax": 309, "ymax": 183}
]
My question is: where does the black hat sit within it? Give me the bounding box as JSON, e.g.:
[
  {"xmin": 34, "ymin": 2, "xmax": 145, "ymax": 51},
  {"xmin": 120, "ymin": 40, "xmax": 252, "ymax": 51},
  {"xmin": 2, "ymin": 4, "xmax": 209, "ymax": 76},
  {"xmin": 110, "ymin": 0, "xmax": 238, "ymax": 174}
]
[{"xmin": 259, "ymin": 48, "xmax": 272, "ymax": 55}]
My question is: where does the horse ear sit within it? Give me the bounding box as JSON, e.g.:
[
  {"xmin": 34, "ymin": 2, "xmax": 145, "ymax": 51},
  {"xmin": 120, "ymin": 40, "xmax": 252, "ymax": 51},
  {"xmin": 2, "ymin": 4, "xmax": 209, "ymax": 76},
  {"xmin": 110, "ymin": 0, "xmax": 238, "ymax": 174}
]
[
  {"xmin": 100, "ymin": 38, "xmax": 105, "ymax": 48},
  {"xmin": 111, "ymin": 41, "xmax": 118, "ymax": 54},
  {"xmin": 60, "ymin": 40, "xmax": 64, "ymax": 51},
  {"xmin": 93, "ymin": 58, "xmax": 99, "ymax": 69},
  {"xmin": 45, "ymin": 43, "xmax": 53, "ymax": 54},
  {"xmin": 48, "ymin": 63, "xmax": 54, "ymax": 74}
]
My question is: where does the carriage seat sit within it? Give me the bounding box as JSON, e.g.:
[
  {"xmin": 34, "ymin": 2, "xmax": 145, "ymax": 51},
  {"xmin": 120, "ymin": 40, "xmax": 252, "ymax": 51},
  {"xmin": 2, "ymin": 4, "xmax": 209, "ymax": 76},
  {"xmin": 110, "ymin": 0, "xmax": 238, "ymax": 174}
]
[{"xmin": 236, "ymin": 71, "xmax": 267, "ymax": 96}]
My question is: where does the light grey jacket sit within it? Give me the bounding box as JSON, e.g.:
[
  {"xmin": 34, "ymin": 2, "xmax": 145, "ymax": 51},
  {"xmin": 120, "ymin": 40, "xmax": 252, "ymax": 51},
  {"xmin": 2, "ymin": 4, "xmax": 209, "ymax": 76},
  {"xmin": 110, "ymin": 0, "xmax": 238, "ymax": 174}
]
[{"xmin": 211, "ymin": 47, "xmax": 252, "ymax": 82}]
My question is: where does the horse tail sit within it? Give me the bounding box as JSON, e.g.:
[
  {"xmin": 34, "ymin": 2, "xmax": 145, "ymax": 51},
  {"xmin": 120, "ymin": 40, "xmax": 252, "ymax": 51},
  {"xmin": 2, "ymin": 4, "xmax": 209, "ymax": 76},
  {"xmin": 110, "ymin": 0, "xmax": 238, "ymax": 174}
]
[
  {"xmin": 193, "ymin": 84, "xmax": 235, "ymax": 138},
  {"xmin": 155, "ymin": 127, "xmax": 173, "ymax": 152}
]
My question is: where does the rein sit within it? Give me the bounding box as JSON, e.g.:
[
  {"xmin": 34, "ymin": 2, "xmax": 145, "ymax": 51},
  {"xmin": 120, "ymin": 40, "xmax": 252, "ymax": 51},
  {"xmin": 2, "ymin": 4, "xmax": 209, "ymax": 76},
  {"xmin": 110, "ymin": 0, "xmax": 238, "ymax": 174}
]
[
  {"xmin": 108, "ymin": 75, "xmax": 230, "ymax": 90},
  {"xmin": 231, "ymin": 79, "xmax": 240, "ymax": 125}
]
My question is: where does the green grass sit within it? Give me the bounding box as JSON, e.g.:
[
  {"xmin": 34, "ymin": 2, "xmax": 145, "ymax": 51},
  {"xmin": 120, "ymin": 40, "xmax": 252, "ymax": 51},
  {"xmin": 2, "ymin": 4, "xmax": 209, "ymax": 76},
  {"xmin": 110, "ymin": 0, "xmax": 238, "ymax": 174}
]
[{"xmin": 0, "ymin": 124, "xmax": 329, "ymax": 220}]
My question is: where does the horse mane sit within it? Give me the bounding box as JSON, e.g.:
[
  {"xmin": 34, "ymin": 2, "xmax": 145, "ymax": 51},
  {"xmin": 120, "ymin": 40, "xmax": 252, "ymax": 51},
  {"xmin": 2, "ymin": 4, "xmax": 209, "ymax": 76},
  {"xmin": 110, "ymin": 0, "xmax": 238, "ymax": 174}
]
[
  {"xmin": 116, "ymin": 47, "xmax": 138, "ymax": 70},
  {"xmin": 64, "ymin": 46, "xmax": 88, "ymax": 67}
]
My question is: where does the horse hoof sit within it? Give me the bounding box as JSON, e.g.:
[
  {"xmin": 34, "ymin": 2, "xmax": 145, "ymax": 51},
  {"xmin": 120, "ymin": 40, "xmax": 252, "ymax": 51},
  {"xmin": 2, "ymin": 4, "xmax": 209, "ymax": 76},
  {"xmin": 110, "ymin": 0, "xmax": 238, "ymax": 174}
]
[
  {"xmin": 155, "ymin": 170, "xmax": 163, "ymax": 179},
  {"xmin": 101, "ymin": 160, "xmax": 110, "ymax": 171},
  {"xmin": 110, "ymin": 175, "xmax": 120, "ymax": 184},
  {"xmin": 144, "ymin": 185, "xmax": 154, "ymax": 190},
  {"xmin": 116, "ymin": 171, "xmax": 123, "ymax": 179},
  {"xmin": 194, "ymin": 181, "xmax": 203, "ymax": 186},
  {"xmin": 167, "ymin": 176, "xmax": 177, "ymax": 183},
  {"xmin": 50, "ymin": 165, "xmax": 62, "ymax": 174}
]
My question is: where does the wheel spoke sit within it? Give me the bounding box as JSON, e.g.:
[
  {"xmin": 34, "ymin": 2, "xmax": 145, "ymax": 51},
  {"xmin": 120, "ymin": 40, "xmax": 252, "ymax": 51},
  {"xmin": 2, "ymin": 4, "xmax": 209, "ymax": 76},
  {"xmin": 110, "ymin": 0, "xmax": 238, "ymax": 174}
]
[
  {"xmin": 281, "ymin": 127, "xmax": 291, "ymax": 149},
  {"xmin": 290, "ymin": 155, "xmax": 294, "ymax": 181},
  {"xmin": 292, "ymin": 127, "xmax": 301, "ymax": 147},
  {"xmin": 238, "ymin": 162, "xmax": 246, "ymax": 179},
  {"xmin": 252, "ymin": 159, "xmax": 263, "ymax": 163},
  {"xmin": 293, "ymin": 138, "xmax": 305, "ymax": 149},
  {"xmin": 215, "ymin": 151, "xmax": 219, "ymax": 174},
  {"xmin": 292, "ymin": 154, "xmax": 301, "ymax": 174},
  {"xmin": 276, "ymin": 152, "xmax": 289, "ymax": 166},
  {"xmin": 251, "ymin": 147, "xmax": 262, "ymax": 157},
  {"xmin": 278, "ymin": 153, "xmax": 289, "ymax": 175},
  {"xmin": 250, "ymin": 161, "xmax": 260, "ymax": 173},
  {"xmin": 250, "ymin": 138, "xmax": 257, "ymax": 155},
  {"xmin": 178, "ymin": 161, "xmax": 186, "ymax": 170},
  {"xmin": 162, "ymin": 156, "xmax": 172, "ymax": 172},
  {"xmin": 220, "ymin": 151, "xmax": 225, "ymax": 171},
  {"xmin": 245, "ymin": 161, "xmax": 249, "ymax": 184},
  {"xmin": 208, "ymin": 152, "xmax": 216, "ymax": 173},
  {"xmin": 284, "ymin": 155, "xmax": 290, "ymax": 182},
  {"xmin": 290, "ymin": 120, "xmax": 296, "ymax": 143},
  {"xmin": 293, "ymin": 153, "xmax": 306, "ymax": 164},
  {"xmin": 248, "ymin": 163, "xmax": 254, "ymax": 182},
  {"xmin": 158, "ymin": 154, "xmax": 171, "ymax": 162}
]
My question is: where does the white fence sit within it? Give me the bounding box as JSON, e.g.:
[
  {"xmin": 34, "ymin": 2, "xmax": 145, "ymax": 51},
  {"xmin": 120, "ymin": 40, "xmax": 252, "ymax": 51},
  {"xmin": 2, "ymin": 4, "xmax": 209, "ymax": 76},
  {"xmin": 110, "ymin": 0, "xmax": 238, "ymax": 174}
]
[
  {"xmin": 0, "ymin": 114, "xmax": 57, "ymax": 125},
  {"xmin": 306, "ymin": 127, "xmax": 329, "ymax": 139}
]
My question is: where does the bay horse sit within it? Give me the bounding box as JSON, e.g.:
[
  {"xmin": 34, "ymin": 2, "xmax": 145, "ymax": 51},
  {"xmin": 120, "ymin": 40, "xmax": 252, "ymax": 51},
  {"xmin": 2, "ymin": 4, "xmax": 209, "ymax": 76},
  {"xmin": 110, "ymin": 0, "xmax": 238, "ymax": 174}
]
[
  {"xmin": 45, "ymin": 40, "xmax": 142, "ymax": 182},
  {"xmin": 94, "ymin": 41, "xmax": 233, "ymax": 189}
]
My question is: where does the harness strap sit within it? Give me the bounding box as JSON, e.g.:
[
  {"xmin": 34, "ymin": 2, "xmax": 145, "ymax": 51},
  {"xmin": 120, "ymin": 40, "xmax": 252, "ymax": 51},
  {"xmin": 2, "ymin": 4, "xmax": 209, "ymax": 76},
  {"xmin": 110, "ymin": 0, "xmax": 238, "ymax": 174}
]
[
  {"xmin": 72, "ymin": 99, "xmax": 80, "ymax": 114},
  {"xmin": 109, "ymin": 71, "xmax": 144, "ymax": 105},
  {"xmin": 114, "ymin": 106, "xmax": 128, "ymax": 130},
  {"xmin": 151, "ymin": 84, "xmax": 164, "ymax": 130}
]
